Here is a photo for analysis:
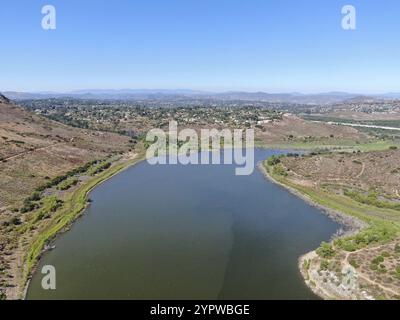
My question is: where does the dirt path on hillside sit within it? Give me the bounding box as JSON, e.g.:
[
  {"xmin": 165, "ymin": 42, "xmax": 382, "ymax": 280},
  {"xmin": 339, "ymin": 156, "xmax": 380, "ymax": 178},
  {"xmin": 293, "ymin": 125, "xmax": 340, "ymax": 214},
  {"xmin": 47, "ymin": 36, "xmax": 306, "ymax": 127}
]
[
  {"xmin": 343, "ymin": 245, "xmax": 399, "ymax": 297},
  {"xmin": 356, "ymin": 161, "xmax": 365, "ymax": 178},
  {"xmin": 3, "ymin": 142, "xmax": 65, "ymax": 161}
]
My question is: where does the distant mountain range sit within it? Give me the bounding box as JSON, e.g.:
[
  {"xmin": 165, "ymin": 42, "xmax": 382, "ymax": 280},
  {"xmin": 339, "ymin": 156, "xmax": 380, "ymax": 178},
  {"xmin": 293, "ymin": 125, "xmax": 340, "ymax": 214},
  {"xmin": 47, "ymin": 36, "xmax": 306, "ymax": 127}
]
[{"xmin": 2, "ymin": 90, "xmax": 400, "ymax": 104}]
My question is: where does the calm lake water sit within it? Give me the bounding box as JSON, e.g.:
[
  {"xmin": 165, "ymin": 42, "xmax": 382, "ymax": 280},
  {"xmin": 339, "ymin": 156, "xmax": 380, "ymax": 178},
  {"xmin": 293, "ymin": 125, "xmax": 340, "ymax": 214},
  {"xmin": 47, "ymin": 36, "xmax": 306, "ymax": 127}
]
[{"xmin": 27, "ymin": 149, "xmax": 339, "ymax": 299}]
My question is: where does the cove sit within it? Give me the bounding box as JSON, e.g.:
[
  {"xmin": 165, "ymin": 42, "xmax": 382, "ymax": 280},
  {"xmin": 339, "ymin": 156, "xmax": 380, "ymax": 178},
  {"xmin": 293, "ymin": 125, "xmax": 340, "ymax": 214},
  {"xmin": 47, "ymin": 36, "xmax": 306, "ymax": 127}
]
[{"xmin": 26, "ymin": 149, "xmax": 339, "ymax": 299}]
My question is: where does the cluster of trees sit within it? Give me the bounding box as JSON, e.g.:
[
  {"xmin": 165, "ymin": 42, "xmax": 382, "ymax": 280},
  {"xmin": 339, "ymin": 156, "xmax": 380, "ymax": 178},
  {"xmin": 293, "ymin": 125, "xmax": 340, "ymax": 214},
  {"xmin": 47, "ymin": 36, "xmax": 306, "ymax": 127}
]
[
  {"xmin": 48, "ymin": 114, "xmax": 89, "ymax": 129},
  {"xmin": 33, "ymin": 197, "xmax": 63, "ymax": 223},
  {"xmin": 20, "ymin": 192, "xmax": 41, "ymax": 213},
  {"xmin": 370, "ymin": 255, "xmax": 387, "ymax": 273},
  {"xmin": 57, "ymin": 178, "xmax": 79, "ymax": 191},
  {"xmin": 316, "ymin": 242, "xmax": 335, "ymax": 259},
  {"xmin": 35, "ymin": 160, "xmax": 100, "ymax": 194},
  {"xmin": 273, "ymin": 164, "xmax": 288, "ymax": 177},
  {"xmin": 87, "ymin": 161, "xmax": 111, "ymax": 176},
  {"xmin": 267, "ymin": 155, "xmax": 282, "ymax": 166},
  {"xmin": 20, "ymin": 160, "xmax": 101, "ymax": 213},
  {"xmin": 1, "ymin": 216, "xmax": 22, "ymax": 227},
  {"xmin": 344, "ymin": 190, "xmax": 400, "ymax": 211},
  {"xmin": 266, "ymin": 155, "xmax": 289, "ymax": 176},
  {"xmin": 335, "ymin": 227, "xmax": 396, "ymax": 252}
]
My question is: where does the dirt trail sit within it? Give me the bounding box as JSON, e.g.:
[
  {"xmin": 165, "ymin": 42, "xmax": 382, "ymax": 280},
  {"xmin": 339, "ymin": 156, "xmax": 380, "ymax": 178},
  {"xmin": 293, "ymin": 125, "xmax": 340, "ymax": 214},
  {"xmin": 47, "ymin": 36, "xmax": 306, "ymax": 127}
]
[
  {"xmin": 358, "ymin": 273, "xmax": 399, "ymax": 296},
  {"xmin": 343, "ymin": 245, "xmax": 399, "ymax": 297},
  {"xmin": 3, "ymin": 142, "xmax": 65, "ymax": 161},
  {"xmin": 355, "ymin": 161, "xmax": 365, "ymax": 178}
]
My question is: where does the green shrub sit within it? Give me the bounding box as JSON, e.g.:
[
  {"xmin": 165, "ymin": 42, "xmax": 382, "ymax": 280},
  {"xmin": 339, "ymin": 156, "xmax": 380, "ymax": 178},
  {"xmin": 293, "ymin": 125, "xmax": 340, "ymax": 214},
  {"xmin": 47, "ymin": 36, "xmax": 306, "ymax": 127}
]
[
  {"xmin": 344, "ymin": 190, "xmax": 400, "ymax": 211},
  {"xmin": 27, "ymin": 191, "xmax": 41, "ymax": 202},
  {"xmin": 316, "ymin": 242, "xmax": 335, "ymax": 258},
  {"xmin": 349, "ymin": 258, "xmax": 359, "ymax": 268},
  {"xmin": 273, "ymin": 164, "xmax": 288, "ymax": 176},
  {"xmin": 372, "ymin": 256, "xmax": 384, "ymax": 264},
  {"xmin": 33, "ymin": 197, "xmax": 63, "ymax": 223},
  {"xmin": 303, "ymin": 259, "xmax": 310, "ymax": 270},
  {"xmin": 11, "ymin": 217, "xmax": 22, "ymax": 225},
  {"xmin": 319, "ymin": 260, "xmax": 329, "ymax": 271},
  {"xmin": 20, "ymin": 200, "xmax": 36, "ymax": 213},
  {"xmin": 336, "ymin": 227, "xmax": 396, "ymax": 251},
  {"xmin": 57, "ymin": 178, "xmax": 79, "ymax": 191},
  {"xmin": 87, "ymin": 161, "xmax": 111, "ymax": 176},
  {"xmin": 267, "ymin": 155, "xmax": 281, "ymax": 166},
  {"xmin": 378, "ymin": 264, "xmax": 387, "ymax": 273},
  {"xmin": 33, "ymin": 160, "xmax": 100, "ymax": 193}
]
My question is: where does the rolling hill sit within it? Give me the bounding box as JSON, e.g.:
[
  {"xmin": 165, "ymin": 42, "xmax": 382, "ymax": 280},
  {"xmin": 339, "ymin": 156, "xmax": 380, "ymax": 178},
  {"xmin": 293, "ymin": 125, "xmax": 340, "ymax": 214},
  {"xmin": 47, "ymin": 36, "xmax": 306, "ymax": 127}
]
[{"xmin": 0, "ymin": 95, "xmax": 132, "ymax": 209}]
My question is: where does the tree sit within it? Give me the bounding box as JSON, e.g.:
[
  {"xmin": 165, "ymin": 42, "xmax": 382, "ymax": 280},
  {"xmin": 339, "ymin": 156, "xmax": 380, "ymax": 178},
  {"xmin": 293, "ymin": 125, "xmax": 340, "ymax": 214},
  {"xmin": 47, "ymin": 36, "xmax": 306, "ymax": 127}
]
[
  {"xmin": 267, "ymin": 155, "xmax": 281, "ymax": 166},
  {"xmin": 316, "ymin": 242, "xmax": 335, "ymax": 258}
]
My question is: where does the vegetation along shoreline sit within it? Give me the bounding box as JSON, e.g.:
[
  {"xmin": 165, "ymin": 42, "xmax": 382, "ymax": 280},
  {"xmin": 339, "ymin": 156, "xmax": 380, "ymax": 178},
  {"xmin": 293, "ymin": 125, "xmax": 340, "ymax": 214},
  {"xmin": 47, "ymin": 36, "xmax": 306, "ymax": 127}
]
[
  {"xmin": 261, "ymin": 150, "xmax": 400, "ymax": 300},
  {"xmin": 20, "ymin": 152, "xmax": 146, "ymax": 299}
]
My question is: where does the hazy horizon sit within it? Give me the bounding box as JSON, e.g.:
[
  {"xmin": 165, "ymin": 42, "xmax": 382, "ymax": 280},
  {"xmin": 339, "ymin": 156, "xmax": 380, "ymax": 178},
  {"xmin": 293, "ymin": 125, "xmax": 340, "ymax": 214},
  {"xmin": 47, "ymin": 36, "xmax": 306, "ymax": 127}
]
[
  {"xmin": 2, "ymin": 0, "xmax": 400, "ymax": 93},
  {"xmin": 2, "ymin": 88, "xmax": 400, "ymax": 96}
]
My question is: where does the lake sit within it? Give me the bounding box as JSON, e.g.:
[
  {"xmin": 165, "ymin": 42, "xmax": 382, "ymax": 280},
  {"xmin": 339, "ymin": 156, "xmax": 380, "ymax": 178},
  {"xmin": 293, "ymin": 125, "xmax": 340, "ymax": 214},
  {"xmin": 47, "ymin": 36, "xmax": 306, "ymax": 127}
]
[{"xmin": 27, "ymin": 149, "xmax": 339, "ymax": 299}]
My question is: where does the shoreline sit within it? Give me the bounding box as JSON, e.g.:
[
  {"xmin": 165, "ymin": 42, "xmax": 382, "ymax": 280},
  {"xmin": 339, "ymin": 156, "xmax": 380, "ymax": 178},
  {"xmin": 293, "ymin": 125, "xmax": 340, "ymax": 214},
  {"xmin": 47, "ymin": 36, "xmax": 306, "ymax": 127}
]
[
  {"xmin": 18, "ymin": 150, "xmax": 371, "ymax": 300},
  {"xmin": 21, "ymin": 152, "xmax": 145, "ymax": 300},
  {"xmin": 257, "ymin": 162, "xmax": 366, "ymax": 237},
  {"xmin": 23, "ymin": 150, "xmax": 349, "ymax": 300},
  {"xmin": 257, "ymin": 161, "xmax": 367, "ymax": 300}
]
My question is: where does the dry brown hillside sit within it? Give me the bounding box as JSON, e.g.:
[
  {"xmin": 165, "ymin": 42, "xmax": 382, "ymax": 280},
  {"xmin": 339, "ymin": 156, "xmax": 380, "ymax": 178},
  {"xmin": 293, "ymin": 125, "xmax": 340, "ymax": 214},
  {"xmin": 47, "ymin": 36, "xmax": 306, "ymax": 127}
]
[
  {"xmin": 0, "ymin": 97, "xmax": 132, "ymax": 209},
  {"xmin": 0, "ymin": 96, "xmax": 138, "ymax": 299},
  {"xmin": 256, "ymin": 114, "xmax": 370, "ymax": 145},
  {"xmin": 280, "ymin": 148, "xmax": 400, "ymax": 202},
  {"xmin": 275, "ymin": 149, "xmax": 400, "ymax": 299}
]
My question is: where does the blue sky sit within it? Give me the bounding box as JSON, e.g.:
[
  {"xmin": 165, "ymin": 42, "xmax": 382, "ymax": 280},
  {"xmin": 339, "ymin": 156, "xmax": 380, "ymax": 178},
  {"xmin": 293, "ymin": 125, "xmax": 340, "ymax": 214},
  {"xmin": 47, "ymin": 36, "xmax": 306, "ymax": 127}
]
[{"xmin": 1, "ymin": 0, "xmax": 400, "ymax": 93}]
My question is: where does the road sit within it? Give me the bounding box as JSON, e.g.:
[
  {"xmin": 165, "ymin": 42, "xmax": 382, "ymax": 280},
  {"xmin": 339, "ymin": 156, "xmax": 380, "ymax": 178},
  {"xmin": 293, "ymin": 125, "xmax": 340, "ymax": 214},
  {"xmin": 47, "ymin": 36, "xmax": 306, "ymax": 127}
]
[{"xmin": 311, "ymin": 120, "xmax": 400, "ymax": 131}]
